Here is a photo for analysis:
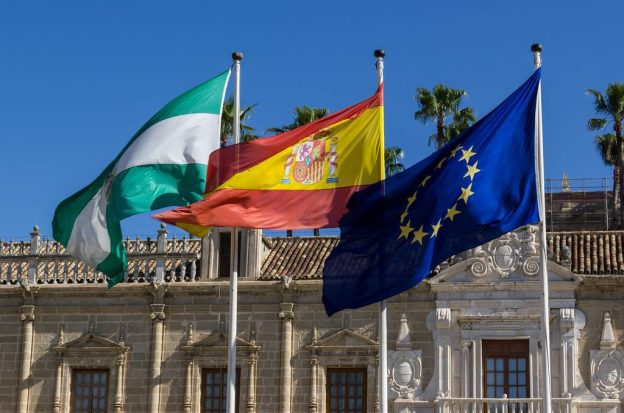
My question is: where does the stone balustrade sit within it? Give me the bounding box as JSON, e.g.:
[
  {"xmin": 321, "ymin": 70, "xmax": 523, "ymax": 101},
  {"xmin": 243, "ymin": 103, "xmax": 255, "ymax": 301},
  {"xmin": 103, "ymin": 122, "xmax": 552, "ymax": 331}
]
[{"xmin": 0, "ymin": 224, "xmax": 201, "ymax": 285}]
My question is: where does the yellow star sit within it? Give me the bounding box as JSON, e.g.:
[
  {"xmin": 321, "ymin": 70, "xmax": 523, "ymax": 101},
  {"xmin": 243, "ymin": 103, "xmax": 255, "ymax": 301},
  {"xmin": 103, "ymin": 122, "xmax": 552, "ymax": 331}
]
[
  {"xmin": 450, "ymin": 145, "xmax": 463, "ymax": 158},
  {"xmin": 411, "ymin": 225, "xmax": 428, "ymax": 245},
  {"xmin": 431, "ymin": 219, "xmax": 443, "ymax": 237},
  {"xmin": 458, "ymin": 183, "xmax": 475, "ymax": 204},
  {"xmin": 464, "ymin": 161, "xmax": 481, "ymax": 181},
  {"xmin": 445, "ymin": 203, "xmax": 461, "ymax": 222},
  {"xmin": 406, "ymin": 192, "xmax": 417, "ymax": 207},
  {"xmin": 398, "ymin": 221, "xmax": 414, "ymax": 240},
  {"xmin": 400, "ymin": 210, "xmax": 409, "ymax": 223},
  {"xmin": 459, "ymin": 146, "xmax": 477, "ymax": 163},
  {"xmin": 419, "ymin": 175, "xmax": 431, "ymax": 187},
  {"xmin": 435, "ymin": 157, "xmax": 447, "ymax": 170}
]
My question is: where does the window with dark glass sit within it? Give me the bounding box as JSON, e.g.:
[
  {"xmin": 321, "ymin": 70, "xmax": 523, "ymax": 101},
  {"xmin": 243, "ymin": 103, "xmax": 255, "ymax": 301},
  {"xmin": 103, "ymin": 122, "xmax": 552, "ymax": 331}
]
[
  {"xmin": 482, "ymin": 340, "xmax": 530, "ymax": 399},
  {"xmin": 326, "ymin": 368, "xmax": 367, "ymax": 413},
  {"xmin": 201, "ymin": 367, "xmax": 240, "ymax": 413},
  {"xmin": 70, "ymin": 369, "xmax": 109, "ymax": 413},
  {"xmin": 218, "ymin": 232, "xmax": 243, "ymax": 278}
]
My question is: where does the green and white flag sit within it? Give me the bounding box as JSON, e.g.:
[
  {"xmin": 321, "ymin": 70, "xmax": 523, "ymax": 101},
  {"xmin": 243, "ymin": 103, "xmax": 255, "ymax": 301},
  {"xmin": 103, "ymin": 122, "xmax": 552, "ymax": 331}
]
[{"xmin": 53, "ymin": 69, "xmax": 231, "ymax": 286}]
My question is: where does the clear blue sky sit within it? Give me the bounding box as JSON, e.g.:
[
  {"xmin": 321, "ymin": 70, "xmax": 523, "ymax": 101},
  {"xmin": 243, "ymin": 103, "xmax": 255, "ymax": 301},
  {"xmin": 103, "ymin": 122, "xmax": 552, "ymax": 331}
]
[{"xmin": 1, "ymin": 0, "xmax": 622, "ymax": 240}]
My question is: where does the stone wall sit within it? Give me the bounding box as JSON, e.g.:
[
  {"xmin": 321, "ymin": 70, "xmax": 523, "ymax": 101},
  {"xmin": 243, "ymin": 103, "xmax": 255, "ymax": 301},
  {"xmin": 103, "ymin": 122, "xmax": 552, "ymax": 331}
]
[{"xmin": 0, "ymin": 279, "xmax": 441, "ymax": 413}]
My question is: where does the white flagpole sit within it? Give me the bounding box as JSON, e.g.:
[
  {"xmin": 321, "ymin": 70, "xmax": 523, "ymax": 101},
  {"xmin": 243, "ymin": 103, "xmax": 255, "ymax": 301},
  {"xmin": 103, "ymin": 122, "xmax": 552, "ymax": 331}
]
[
  {"xmin": 227, "ymin": 51, "xmax": 243, "ymax": 413},
  {"xmin": 532, "ymin": 43, "xmax": 553, "ymax": 413},
  {"xmin": 374, "ymin": 48, "xmax": 389, "ymax": 413}
]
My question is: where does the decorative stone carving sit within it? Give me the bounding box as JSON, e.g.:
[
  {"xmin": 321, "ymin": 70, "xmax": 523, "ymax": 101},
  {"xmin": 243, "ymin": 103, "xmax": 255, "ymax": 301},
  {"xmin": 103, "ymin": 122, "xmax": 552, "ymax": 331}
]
[
  {"xmin": 466, "ymin": 226, "xmax": 540, "ymax": 278},
  {"xmin": 388, "ymin": 315, "xmax": 422, "ymax": 400},
  {"xmin": 591, "ymin": 351, "xmax": 624, "ymax": 399},
  {"xmin": 590, "ymin": 312, "xmax": 624, "ymax": 400},
  {"xmin": 19, "ymin": 305, "xmax": 35, "ymax": 322},
  {"xmin": 149, "ymin": 304, "xmax": 166, "ymax": 321}
]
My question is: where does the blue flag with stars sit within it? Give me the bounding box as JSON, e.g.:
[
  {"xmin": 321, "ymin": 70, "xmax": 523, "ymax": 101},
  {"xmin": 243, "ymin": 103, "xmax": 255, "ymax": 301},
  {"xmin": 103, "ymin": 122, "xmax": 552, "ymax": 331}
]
[{"xmin": 323, "ymin": 69, "xmax": 542, "ymax": 316}]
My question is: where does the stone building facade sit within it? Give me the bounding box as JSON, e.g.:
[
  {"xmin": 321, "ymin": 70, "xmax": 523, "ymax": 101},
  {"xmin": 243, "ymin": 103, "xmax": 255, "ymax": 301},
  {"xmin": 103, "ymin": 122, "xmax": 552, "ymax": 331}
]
[{"xmin": 0, "ymin": 224, "xmax": 623, "ymax": 413}]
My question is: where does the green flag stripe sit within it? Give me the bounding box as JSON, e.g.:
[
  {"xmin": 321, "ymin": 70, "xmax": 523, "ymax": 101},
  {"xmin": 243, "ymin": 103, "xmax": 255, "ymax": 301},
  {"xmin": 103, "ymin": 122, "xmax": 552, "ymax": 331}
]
[{"xmin": 52, "ymin": 70, "xmax": 230, "ymax": 247}]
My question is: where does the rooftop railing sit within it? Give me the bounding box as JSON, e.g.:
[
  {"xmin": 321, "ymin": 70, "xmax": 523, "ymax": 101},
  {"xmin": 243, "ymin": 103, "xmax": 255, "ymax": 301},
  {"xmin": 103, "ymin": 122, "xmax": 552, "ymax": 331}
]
[{"xmin": 0, "ymin": 224, "xmax": 201, "ymax": 286}]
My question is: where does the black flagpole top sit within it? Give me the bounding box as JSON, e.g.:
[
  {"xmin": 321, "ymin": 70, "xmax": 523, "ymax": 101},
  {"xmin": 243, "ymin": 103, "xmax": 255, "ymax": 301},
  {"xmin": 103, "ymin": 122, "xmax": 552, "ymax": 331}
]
[
  {"xmin": 232, "ymin": 51, "xmax": 244, "ymax": 61},
  {"xmin": 374, "ymin": 49, "xmax": 385, "ymax": 58},
  {"xmin": 531, "ymin": 44, "xmax": 543, "ymax": 53}
]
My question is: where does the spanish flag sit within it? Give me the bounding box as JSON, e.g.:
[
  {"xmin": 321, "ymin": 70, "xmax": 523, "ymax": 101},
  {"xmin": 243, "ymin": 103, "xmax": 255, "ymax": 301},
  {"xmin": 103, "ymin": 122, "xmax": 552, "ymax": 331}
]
[{"xmin": 155, "ymin": 85, "xmax": 384, "ymax": 235}]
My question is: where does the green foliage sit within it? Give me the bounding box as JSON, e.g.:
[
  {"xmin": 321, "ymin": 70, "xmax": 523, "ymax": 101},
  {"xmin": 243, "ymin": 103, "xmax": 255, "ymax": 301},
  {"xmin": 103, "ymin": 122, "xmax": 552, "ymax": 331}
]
[
  {"xmin": 384, "ymin": 146, "xmax": 405, "ymax": 177},
  {"xmin": 267, "ymin": 106, "xmax": 329, "ymax": 134},
  {"xmin": 415, "ymin": 84, "xmax": 476, "ymax": 149},
  {"xmin": 221, "ymin": 96, "xmax": 258, "ymax": 146}
]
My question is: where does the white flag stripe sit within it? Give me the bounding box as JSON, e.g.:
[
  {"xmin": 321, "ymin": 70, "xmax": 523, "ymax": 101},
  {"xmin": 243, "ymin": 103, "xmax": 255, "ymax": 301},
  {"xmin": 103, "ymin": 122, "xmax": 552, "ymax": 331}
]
[
  {"xmin": 66, "ymin": 185, "xmax": 111, "ymax": 267},
  {"xmin": 113, "ymin": 113, "xmax": 220, "ymax": 174}
]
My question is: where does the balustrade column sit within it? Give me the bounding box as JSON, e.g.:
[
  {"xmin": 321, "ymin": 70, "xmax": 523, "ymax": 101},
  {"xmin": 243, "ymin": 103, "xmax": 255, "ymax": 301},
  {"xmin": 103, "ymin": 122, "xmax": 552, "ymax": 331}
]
[
  {"xmin": 278, "ymin": 303, "xmax": 294, "ymax": 413},
  {"xmin": 149, "ymin": 304, "xmax": 166, "ymax": 413},
  {"xmin": 17, "ymin": 305, "xmax": 35, "ymax": 413},
  {"xmin": 155, "ymin": 225, "xmax": 167, "ymax": 283},
  {"xmin": 26, "ymin": 226, "xmax": 40, "ymax": 285}
]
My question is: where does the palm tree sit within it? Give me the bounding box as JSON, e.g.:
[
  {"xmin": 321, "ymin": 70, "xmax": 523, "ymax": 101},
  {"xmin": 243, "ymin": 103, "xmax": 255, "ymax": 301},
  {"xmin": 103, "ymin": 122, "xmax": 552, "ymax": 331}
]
[
  {"xmin": 587, "ymin": 84, "xmax": 624, "ymax": 226},
  {"xmin": 415, "ymin": 84, "xmax": 476, "ymax": 149},
  {"xmin": 267, "ymin": 106, "xmax": 329, "ymax": 134},
  {"xmin": 384, "ymin": 146, "xmax": 405, "ymax": 177},
  {"xmin": 221, "ymin": 97, "xmax": 258, "ymax": 146}
]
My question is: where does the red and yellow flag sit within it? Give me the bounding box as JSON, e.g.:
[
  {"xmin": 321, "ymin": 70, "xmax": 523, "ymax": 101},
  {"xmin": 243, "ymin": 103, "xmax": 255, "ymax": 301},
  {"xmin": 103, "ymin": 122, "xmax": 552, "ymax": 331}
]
[{"xmin": 155, "ymin": 85, "xmax": 384, "ymax": 235}]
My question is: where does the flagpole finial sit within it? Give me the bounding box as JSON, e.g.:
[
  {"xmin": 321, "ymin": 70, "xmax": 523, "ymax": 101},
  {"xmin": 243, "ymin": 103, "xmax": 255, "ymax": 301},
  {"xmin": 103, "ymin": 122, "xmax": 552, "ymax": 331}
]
[
  {"xmin": 531, "ymin": 44, "xmax": 543, "ymax": 69},
  {"xmin": 374, "ymin": 49, "xmax": 385, "ymax": 58},
  {"xmin": 232, "ymin": 51, "xmax": 243, "ymax": 61}
]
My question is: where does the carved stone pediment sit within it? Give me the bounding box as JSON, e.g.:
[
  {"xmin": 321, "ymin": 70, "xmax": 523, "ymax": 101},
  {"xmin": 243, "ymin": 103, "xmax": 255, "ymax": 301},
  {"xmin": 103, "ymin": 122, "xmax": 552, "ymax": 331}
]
[
  {"xmin": 182, "ymin": 332, "xmax": 256, "ymax": 351},
  {"xmin": 433, "ymin": 227, "xmax": 540, "ymax": 280},
  {"xmin": 307, "ymin": 328, "xmax": 378, "ymax": 355},
  {"xmin": 180, "ymin": 322, "xmax": 261, "ymax": 355},
  {"xmin": 53, "ymin": 331, "xmax": 128, "ymax": 356}
]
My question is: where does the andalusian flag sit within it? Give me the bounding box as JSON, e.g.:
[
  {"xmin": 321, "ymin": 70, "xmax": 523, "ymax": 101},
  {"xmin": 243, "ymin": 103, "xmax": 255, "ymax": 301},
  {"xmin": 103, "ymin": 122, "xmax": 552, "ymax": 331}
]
[
  {"xmin": 53, "ymin": 70, "xmax": 230, "ymax": 286},
  {"xmin": 155, "ymin": 85, "xmax": 384, "ymax": 234}
]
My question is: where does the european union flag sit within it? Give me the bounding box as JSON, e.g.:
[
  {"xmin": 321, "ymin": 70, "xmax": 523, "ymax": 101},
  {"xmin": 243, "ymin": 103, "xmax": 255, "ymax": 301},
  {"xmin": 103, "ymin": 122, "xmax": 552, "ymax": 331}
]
[{"xmin": 323, "ymin": 69, "xmax": 542, "ymax": 316}]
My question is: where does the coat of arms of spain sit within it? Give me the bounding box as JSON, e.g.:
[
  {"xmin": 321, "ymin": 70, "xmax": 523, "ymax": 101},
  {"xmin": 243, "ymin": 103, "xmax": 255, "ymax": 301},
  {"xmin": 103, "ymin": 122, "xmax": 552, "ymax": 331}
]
[{"xmin": 281, "ymin": 130, "xmax": 338, "ymax": 185}]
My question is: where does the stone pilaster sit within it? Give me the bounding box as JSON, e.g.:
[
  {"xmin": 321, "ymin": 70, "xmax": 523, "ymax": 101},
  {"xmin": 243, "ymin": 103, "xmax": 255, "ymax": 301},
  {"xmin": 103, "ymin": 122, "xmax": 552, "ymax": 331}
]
[
  {"xmin": 17, "ymin": 305, "xmax": 35, "ymax": 413},
  {"xmin": 436, "ymin": 308, "xmax": 452, "ymax": 397},
  {"xmin": 308, "ymin": 354, "xmax": 318, "ymax": 413},
  {"xmin": 278, "ymin": 303, "xmax": 294, "ymax": 413},
  {"xmin": 113, "ymin": 354, "xmax": 126, "ymax": 413},
  {"xmin": 52, "ymin": 361, "xmax": 63, "ymax": 413},
  {"xmin": 149, "ymin": 304, "xmax": 166, "ymax": 413},
  {"xmin": 246, "ymin": 351, "xmax": 258, "ymax": 413},
  {"xmin": 460, "ymin": 340, "xmax": 471, "ymax": 397},
  {"xmin": 183, "ymin": 358, "xmax": 193, "ymax": 413}
]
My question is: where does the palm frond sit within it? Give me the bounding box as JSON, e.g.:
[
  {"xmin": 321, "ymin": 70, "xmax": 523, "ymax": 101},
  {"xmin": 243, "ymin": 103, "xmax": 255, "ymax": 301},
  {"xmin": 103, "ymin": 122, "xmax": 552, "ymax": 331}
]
[
  {"xmin": 586, "ymin": 89, "xmax": 608, "ymax": 113},
  {"xmin": 594, "ymin": 133, "xmax": 618, "ymax": 166},
  {"xmin": 588, "ymin": 118, "xmax": 608, "ymax": 131}
]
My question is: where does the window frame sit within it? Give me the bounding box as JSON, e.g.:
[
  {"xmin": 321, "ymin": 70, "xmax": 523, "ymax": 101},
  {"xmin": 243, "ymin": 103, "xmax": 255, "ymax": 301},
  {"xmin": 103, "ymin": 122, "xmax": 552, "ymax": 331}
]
[
  {"xmin": 482, "ymin": 339, "xmax": 530, "ymax": 399},
  {"xmin": 200, "ymin": 367, "xmax": 241, "ymax": 413},
  {"xmin": 69, "ymin": 369, "xmax": 110, "ymax": 413},
  {"xmin": 325, "ymin": 367, "xmax": 368, "ymax": 413}
]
